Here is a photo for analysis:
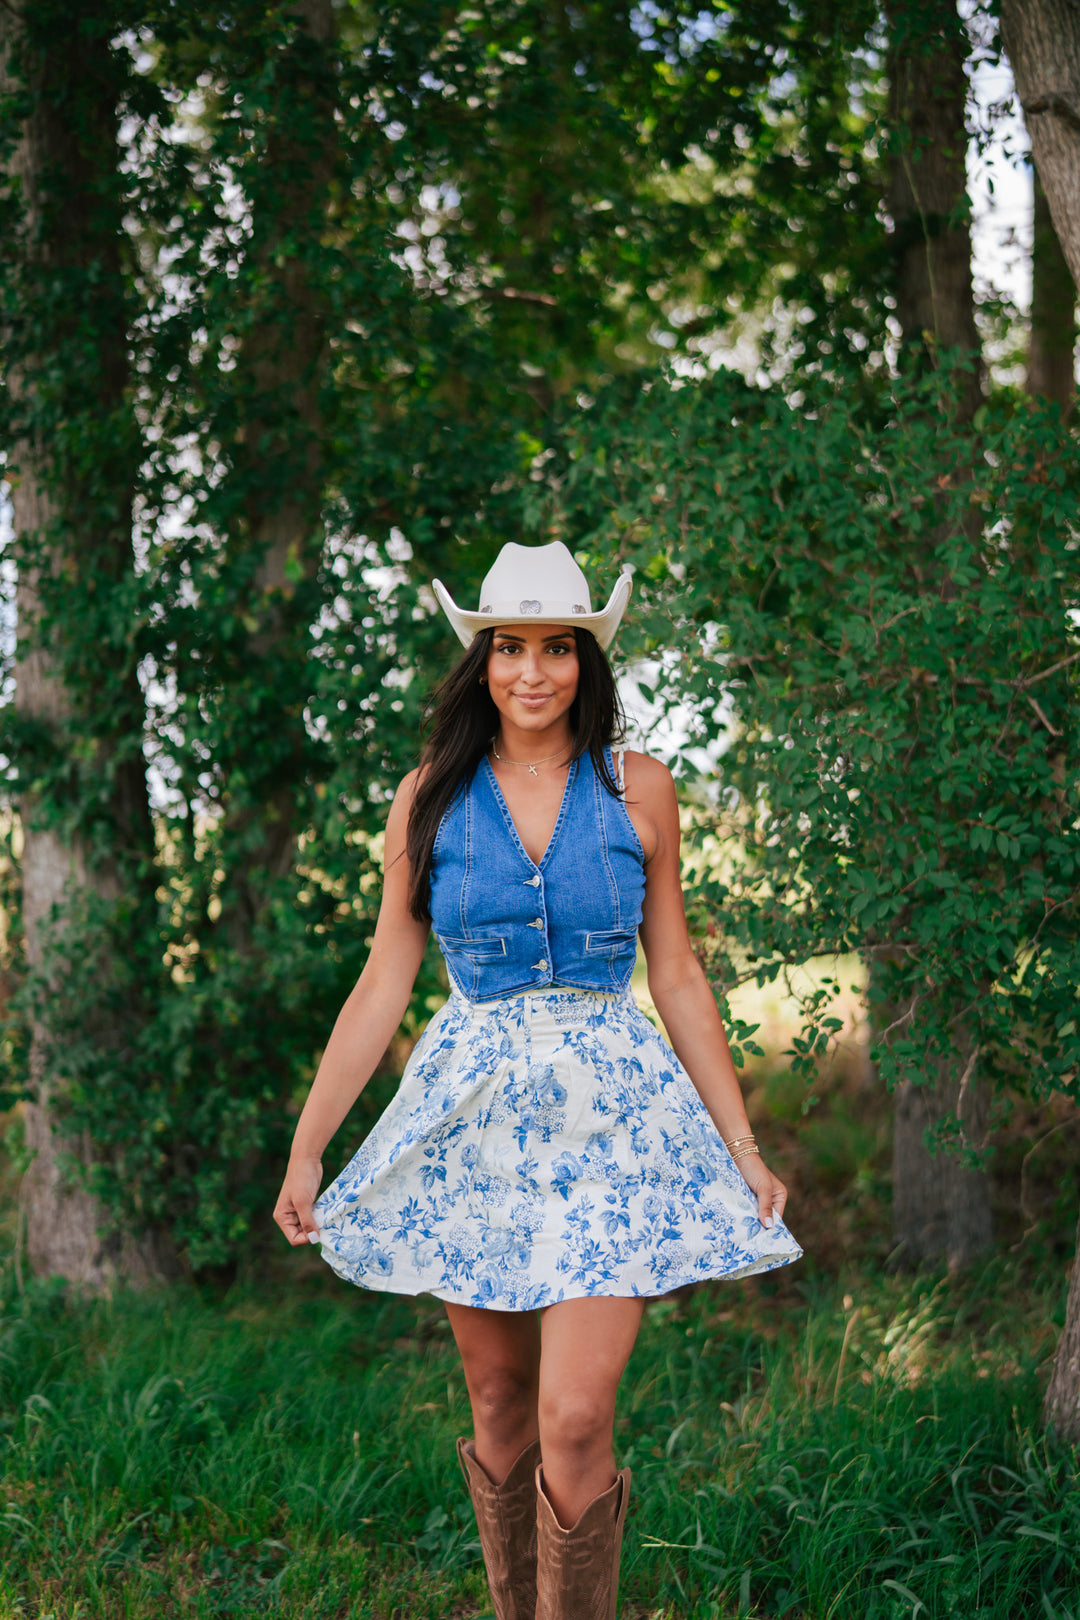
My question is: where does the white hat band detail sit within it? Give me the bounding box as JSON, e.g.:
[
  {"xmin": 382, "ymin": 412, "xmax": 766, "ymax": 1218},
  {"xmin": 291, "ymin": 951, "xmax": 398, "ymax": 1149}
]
[{"xmin": 480, "ymin": 598, "xmax": 589, "ymax": 618}]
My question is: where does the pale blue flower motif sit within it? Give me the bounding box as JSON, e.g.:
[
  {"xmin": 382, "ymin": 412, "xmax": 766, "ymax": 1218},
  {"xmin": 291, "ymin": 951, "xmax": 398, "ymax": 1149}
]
[
  {"xmin": 683, "ymin": 1154, "xmax": 715, "ymax": 1191},
  {"xmin": 469, "ymin": 1170, "xmax": 512, "ymax": 1208},
  {"xmin": 332, "ymin": 1230, "xmax": 395, "ymax": 1279},
  {"xmin": 481, "ymin": 1225, "xmax": 520, "ymax": 1261},
  {"xmin": 473, "ymin": 1269, "xmax": 505, "ymax": 1306},
  {"xmin": 551, "ymin": 1152, "xmax": 586, "ymax": 1200},
  {"xmin": 530, "ymin": 1064, "xmax": 568, "ymax": 1108},
  {"xmin": 518, "ymin": 1283, "xmax": 555, "ymax": 1310}
]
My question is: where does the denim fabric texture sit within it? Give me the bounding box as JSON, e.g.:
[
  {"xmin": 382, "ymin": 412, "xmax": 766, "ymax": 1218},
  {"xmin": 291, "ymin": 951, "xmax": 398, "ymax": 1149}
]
[{"xmin": 429, "ymin": 748, "xmax": 645, "ymax": 1000}]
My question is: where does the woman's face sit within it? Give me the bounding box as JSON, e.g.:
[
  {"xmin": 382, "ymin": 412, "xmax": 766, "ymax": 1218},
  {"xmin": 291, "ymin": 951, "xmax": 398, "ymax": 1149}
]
[{"xmin": 486, "ymin": 623, "xmax": 579, "ymax": 734}]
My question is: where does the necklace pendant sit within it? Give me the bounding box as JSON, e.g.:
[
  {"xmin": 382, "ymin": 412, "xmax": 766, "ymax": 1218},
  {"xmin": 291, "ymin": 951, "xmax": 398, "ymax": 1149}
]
[{"xmin": 528, "ymin": 763, "xmax": 539, "ymax": 777}]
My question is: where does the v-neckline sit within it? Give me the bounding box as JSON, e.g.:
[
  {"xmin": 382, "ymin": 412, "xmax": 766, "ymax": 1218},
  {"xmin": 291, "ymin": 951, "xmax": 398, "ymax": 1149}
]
[{"xmin": 483, "ymin": 755, "xmax": 578, "ymax": 870}]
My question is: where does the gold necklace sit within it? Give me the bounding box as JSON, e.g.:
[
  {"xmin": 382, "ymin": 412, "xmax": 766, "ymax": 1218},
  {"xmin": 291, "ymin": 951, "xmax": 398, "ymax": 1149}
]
[{"xmin": 491, "ymin": 740, "xmax": 571, "ymax": 778}]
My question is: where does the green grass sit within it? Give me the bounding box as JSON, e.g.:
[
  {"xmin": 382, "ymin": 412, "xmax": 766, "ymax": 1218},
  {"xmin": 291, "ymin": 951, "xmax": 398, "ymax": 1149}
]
[{"xmin": 0, "ymin": 1258, "xmax": 1076, "ymax": 1619}]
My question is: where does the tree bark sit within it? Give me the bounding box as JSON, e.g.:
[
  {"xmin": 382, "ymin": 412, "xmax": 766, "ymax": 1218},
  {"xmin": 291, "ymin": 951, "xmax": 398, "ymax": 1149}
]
[
  {"xmin": 1044, "ymin": 1208, "xmax": 1080, "ymax": 1442},
  {"xmin": 881, "ymin": 0, "xmax": 993, "ymax": 1270},
  {"xmin": 212, "ymin": 0, "xmax": 340, "ymax": 947},
  {"xmin": 1028, "ymin": 170, "xmax": 1078, "ymax": 409},
  {"xmin": 1003, "ymin": 0, "xmax": 1080, "ymax": 1452},
  {"xmin": 1002, "ymin": 0, "xmax": 1080, "ymax": 296},
  {"xmin": 885, "ymin": 0, "xmax": 982, "ymax": 416},
  {"xmin": 890, "ymin": 1034, "xmax": 992, "ymax": 1271},
  {"xmin": 3, "ymin": 7, "xmax": 169, "ymax": 1287}
]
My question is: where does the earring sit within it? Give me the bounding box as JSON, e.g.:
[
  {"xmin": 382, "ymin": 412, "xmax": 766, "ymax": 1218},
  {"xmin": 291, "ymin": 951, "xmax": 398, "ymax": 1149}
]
[{"xmin": 479, "ymin": 676, "xmax": 487, "ymax": 685}]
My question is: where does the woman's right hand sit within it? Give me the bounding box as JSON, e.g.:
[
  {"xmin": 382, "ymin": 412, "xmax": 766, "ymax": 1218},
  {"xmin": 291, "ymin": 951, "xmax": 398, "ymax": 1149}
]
[{"xmin": 273, "ymin": 1156, "xmax": 323, "ymax": 1246}]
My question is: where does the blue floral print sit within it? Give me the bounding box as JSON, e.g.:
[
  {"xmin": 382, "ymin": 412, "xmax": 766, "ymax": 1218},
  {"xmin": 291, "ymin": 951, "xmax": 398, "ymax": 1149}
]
[{"xmin": 313, "ymin": 988, "xmax": 802, "ymax": 1308}]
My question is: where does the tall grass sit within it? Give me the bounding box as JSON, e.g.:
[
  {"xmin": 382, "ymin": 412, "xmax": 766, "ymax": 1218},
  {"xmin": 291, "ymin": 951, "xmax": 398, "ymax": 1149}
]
[{"xmin": 0, "ymin": 1259, "xmax": 1076, "ymax": 1619}]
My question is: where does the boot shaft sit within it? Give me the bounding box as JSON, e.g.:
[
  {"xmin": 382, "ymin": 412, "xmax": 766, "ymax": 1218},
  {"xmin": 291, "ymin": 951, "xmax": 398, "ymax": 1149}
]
[
  {"xmin": 458, "ymin": 1437, "xmax": 541, "ymax": 1620},
  {"xmin": 535, "ymin": 1466, "xmax": 631, "ymax": 1620}
]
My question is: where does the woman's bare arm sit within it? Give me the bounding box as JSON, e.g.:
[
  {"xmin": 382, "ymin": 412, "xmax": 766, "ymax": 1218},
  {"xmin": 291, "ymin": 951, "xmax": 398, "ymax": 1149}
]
[
  {"xmin": 273, "ymin": 771, "xmax": 431, "ymax": 1245},
  {"xmin": 629, "ymin": 754, "xmax": 788, "ymax": 1227}
]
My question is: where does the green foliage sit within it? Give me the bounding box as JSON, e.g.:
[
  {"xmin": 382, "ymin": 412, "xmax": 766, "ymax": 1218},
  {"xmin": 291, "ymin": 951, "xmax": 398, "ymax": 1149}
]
[
  {"xmin": 553, "ymin": 364, "xmax": 1080, "ymax": 1125},
  {"xmin": 0, "ymin": 3, "xmax": 1053, "ymax": 1273},
  {"xmin": 0, "ymin": 1262, "xmax": 1076, "ymax": 1617},
  {"xmin": 2, "ymin": 4, "xmax": 898, "ymax": 1268}
]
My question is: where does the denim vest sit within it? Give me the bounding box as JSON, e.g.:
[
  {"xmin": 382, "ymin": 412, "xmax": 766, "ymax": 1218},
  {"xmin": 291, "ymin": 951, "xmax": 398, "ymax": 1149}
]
[{"xmin": 430, "ymin": 748, "xmax": 645, "ymax": 1001}]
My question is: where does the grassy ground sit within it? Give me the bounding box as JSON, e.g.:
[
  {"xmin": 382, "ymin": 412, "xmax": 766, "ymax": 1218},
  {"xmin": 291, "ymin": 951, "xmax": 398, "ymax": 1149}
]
[
  {"xmin": 4, "ymin": 961, "xmax": 1077, "ymax": 1618},
  {"xmin": 0, "ymin": 1250, "xmax": 1077, "ymax": 1620}
]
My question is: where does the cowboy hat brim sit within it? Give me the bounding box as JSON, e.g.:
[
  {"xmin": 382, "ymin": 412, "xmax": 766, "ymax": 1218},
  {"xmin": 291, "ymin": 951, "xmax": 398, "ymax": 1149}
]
[{"xmin": 433, "ymin": 571, "xmax": 632, "ymax": 651}]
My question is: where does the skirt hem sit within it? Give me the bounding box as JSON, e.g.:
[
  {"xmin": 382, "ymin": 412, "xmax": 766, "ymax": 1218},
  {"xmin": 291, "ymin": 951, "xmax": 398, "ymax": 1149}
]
[{"xmin": 313, "ymin": 1240, "xmax": 804, "ymax": 1309}]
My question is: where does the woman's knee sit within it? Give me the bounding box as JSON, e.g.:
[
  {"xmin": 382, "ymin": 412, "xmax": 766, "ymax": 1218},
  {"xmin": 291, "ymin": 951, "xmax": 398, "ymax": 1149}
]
[
  {"xmin": 467, "ymin": 1362, "xmax": 538, "ymax": 1432},
  {"xmin": 538, "ymin": 1388, "xmax": 615, "ymax": 1458},
  {"xmin": 445, "ymin": 1304, "xmax": 540, "ymax": 1436}
]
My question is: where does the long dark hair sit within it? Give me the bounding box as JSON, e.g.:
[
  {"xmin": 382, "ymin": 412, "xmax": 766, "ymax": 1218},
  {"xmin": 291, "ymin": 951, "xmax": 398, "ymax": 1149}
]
[{"xmin": 406, "ymin": 627, "xmax": 627, "ymax": 920}]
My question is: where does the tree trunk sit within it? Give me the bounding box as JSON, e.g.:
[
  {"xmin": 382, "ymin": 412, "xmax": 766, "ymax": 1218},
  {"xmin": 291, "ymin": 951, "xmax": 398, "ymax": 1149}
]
[
  {"xmin": 1044, "ymin": 1208, "xmax": 1080, "ymax": 1441},
  {"xmin": 3, "ymin": 6, "xmax": 170, "ymax": 1287},
  {"xmin": 212, "ymin": 0, "xmax": 339, "ymax": 946},
  {"xmin": 881, "ymin": 0, "xmax": 993, "ymax": 1270},
  {"xmin": 1002, "ymin": 0, "xmax": 1080, "ymax": 296},
  {"xmin": 15, "ymin": 488, "xmax": 169, "ymax": 1291},
  {"xmin": 890, "ymin": 1035, "xmax": 992, "ymax": 1271},
  {"xmin": 1028, "ymin": 166, "xmax": 1077, "ymax": 409},
  {"xmin": 1002, "ymin": 0, "xmax": 1080, "ymax": 1454},
  {"xmin": 884, "ymin": 0, "xmax": 982, "ymax": 416}
]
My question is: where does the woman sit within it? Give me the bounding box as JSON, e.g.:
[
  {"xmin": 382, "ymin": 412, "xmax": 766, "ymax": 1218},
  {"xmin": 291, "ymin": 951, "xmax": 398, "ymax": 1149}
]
[{"xmin": 274, "ymin": 540, "xmax": 801, "ymax": 1620}]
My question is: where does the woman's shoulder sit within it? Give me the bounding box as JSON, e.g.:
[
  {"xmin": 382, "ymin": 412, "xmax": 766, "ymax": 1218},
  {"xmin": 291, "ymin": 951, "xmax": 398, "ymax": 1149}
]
[
  {"xmin": 390, "ymin": 766, "xmax": 422, "ymax": 807},
  {"xmin": 612, "ymin": 750, "xmax": 676, "ymax": 865},
  {"xmin": 620, "ymin": 748, "xmax": 675, "ymax": 798},
  {"xmin": 385, "ymin": 766, "xmax": 426, "ymax": 836},
  {"xmin": 389, "ymin": 759, "xmax": 470, "ymax": 821}
]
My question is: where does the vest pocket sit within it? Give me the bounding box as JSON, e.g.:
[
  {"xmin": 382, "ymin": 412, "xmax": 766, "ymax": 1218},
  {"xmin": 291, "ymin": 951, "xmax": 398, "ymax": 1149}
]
[
  {"xmin": 583, "ymin": 928, "xmax": 638, "ymax": 960},
  {"xmin": 437, "ymin": 934, "xmax": 508, "ymax": 962}
]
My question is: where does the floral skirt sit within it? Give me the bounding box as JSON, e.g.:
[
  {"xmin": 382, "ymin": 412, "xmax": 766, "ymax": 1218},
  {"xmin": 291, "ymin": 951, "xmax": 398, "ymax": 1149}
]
[{"xmin": 312, "ymin": 988, "xmax": 802, "ymax": 1310}]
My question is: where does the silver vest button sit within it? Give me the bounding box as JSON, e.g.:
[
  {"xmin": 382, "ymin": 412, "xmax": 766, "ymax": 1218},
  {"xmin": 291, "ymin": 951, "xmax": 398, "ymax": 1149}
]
[
  {"xmin": 528, "ymin": 917, "xmax": 544, "ymax": 929},
  {"xmin": 524, "ymin": 874, "xmax": 541, "ymax": 886},
  {"xmin": 534, "ymin": 959, "xmax": 549, "ymax": 972}
]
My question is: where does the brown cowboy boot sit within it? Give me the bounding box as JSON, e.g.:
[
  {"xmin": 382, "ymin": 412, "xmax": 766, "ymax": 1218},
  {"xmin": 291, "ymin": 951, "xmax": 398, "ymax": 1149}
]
[
  {"xmin": 458, "ymin": 1436, "xmax": 542, "ymax": 1620},
  {"xmin": 534, "ymin": 1465, "xmax": 631, "ymax": 1620}
]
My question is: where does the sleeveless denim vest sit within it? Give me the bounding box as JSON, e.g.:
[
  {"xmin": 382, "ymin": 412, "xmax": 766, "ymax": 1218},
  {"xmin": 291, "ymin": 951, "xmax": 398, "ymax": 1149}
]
[{"xmin": 429, "ymin": 748, "xmax": 645, "ymax": 1001}]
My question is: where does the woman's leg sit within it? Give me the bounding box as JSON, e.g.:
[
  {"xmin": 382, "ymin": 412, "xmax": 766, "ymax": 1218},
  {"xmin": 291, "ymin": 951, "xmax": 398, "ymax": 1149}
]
[
  {"xmin": 446, "ymin": 1303, "xmax": 544, "ymax": 1620},
  {"xmin": 445, "ymin": 1301, "xmax": 542, "ymax": 1484},
  {"xmin": 537, "ymin": 1296, "xmax": 645, "ymax": 1527}
]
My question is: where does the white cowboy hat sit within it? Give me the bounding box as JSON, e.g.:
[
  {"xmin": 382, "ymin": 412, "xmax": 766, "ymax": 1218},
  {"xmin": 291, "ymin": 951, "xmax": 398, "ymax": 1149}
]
[{"xmin": 433, "ymin": 541, "xmax": 632, "ymax": 651}]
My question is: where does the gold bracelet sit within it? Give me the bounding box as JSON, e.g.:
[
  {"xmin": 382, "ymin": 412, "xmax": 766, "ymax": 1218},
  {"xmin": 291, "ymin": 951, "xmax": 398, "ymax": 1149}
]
[
  {"xmin": 730, "ymin": 1145, "xmax": 762, "ymax": 1162},
  {"xmin": 724, "ymin": 1133, "xmax": 757, "ymax": 1150}
]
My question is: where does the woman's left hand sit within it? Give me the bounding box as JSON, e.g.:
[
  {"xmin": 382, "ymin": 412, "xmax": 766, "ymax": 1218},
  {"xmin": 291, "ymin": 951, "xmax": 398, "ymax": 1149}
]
[{"xmin": 736, "ymin": 1153, "xmax": 788, "ymax": 1229}]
